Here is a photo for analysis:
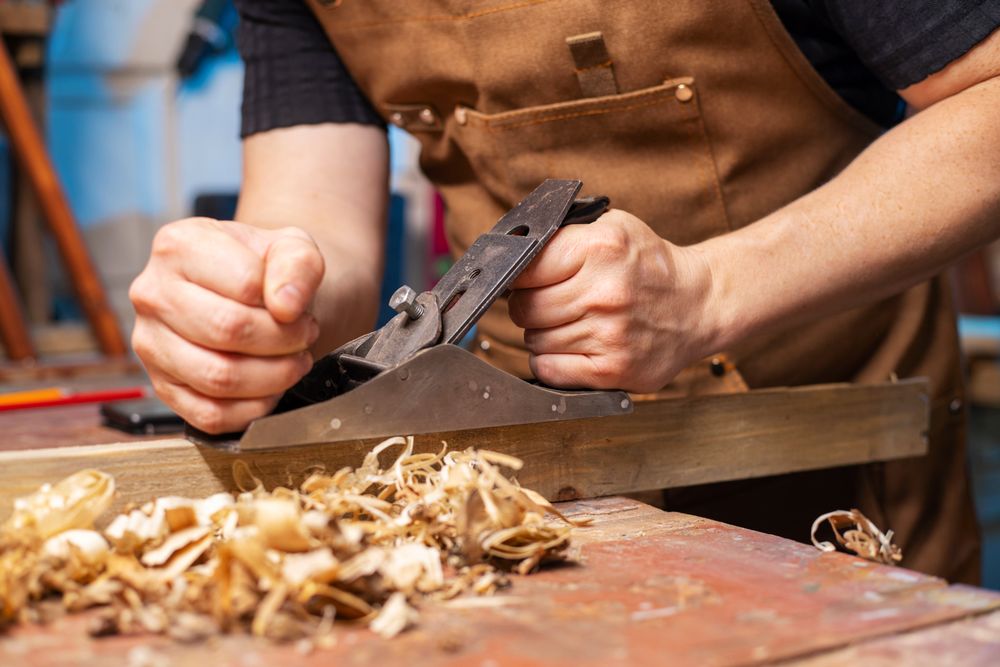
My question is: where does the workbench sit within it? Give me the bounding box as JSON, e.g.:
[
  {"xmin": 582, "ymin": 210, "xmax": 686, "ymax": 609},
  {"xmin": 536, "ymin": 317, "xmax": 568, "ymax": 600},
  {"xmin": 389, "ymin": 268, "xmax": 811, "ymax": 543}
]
[
  {"xmin": 2, "ymin": 388, "xmax": 999, "ymax": 665},
  {"xmin": 2, "ymin": 496, "xmax": 999, "ymax": 666}
]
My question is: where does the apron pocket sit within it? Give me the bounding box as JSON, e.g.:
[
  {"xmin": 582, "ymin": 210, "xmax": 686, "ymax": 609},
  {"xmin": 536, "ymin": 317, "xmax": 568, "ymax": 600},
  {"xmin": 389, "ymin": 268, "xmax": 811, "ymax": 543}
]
[{"xmin": 454, "ymin": 77, "xmax": 730, "ymax": 245}]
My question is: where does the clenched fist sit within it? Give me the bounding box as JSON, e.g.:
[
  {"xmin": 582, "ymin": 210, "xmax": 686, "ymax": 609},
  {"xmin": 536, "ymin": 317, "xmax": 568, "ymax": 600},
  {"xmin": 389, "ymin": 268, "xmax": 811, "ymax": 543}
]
[
  {"xmin": 129, "ymin": 218, "xmax": 324, "ymax": 434},
  {"xmin": 509, "ymin": 209, "xmax": 716, "ymax": 393}
]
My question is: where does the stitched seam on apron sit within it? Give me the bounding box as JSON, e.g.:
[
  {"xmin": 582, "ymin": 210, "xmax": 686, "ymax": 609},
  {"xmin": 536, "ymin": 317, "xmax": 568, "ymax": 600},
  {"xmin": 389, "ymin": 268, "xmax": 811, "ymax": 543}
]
[
  {"xmin": 468, "ymin": 78, "xmax": 696, "ymax": 130},
  {"xmin": 478, "ymin": 95, "xmax": 672, "ymax": 130},
  {"xmin": 468, "ymin": 77, "xmax": 693, "ymax": 125},
  {"xmin": 693, "ymin": 97, "xmax": 734, "ymax": 232},
  {"xmin": 324, "ymin": 0, "xmax": 556, "ymax": 29}
]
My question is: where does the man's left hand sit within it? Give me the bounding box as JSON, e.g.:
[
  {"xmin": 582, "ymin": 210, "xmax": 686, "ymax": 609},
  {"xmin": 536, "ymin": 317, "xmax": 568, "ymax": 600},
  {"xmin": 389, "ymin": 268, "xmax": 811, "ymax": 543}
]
[{"xmin": 508, "ymin": 209, "xmax": 718, "ymax": 392}]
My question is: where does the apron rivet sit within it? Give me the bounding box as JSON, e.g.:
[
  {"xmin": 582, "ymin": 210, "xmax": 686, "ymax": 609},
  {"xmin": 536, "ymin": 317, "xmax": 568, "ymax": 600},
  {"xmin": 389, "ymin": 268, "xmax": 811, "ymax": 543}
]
[
  {"xmin": 479, "ymin": 339, "xmax": 491, "ymax": 352},
  {"xmin": 948, "ymin": 398, "xmax": 963, "ymax": 415},
  {"xmin": 454, "ymin": 106, "xmax": 469, "ymax": 125},
  {"xmin": 389, "ymin": 112, "xmax": 405, "ymax": 127},
  {"xmin": 419, "ymin": 107, "xmax": 436, "ymax": 125},
  {"xmin": 675, "ymin": 84, "xmax": 694, "ymax": 102}
]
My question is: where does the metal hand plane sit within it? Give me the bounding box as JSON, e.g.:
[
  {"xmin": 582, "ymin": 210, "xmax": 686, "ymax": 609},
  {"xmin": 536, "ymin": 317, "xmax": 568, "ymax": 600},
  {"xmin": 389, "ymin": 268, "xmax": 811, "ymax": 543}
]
[{"xmin": 189, "ymin": 179, "xmax": 633, "ymax": 452}]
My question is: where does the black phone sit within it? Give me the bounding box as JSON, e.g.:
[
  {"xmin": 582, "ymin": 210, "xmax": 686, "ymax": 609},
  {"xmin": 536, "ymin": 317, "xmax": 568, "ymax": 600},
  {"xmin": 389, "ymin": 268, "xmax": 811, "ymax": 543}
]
[{"xmin": 100, "ymin": 398, "xmax": 185, "ymax": 435}]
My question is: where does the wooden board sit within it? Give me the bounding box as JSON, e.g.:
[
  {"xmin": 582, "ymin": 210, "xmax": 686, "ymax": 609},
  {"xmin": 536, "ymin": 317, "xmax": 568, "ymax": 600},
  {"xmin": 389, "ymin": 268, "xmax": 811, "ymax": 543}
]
[
  {"xmin": 2, "ymin": 497, "xmax": 998, "ymax": 667},
  {"xmin": 0, "ymin": 379, "xmax": 929, "ymax": 520},
  {"xmin": 796, "ymin": 610, "xmax": 1000, "ymax": 666}
]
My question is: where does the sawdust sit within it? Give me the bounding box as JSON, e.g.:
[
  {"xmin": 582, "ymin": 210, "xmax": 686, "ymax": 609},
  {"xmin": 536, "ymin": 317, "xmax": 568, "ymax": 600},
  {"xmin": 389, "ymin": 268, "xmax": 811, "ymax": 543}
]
[
  {"xmin": 0, "ymin": 437, "xmax": 580, "ymax": 641},
  {"xmin": 810, "ymin": 509, "xmax": 902, "ymax": 566}
]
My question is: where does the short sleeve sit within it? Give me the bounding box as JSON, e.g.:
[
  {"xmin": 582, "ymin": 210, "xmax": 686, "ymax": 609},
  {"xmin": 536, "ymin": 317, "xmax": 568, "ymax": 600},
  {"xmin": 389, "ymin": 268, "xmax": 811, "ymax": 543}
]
[
  {"xmin": 817, "ymin": 0, "xmax": 1000, "ymax": 89},
  {"xmin": 234, "ymin": 0, "xmax": 385, "ymax": 138}
]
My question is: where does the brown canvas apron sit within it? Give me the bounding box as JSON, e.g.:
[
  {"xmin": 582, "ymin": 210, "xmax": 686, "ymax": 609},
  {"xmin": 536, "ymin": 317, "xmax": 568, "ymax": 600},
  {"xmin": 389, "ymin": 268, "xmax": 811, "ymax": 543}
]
[{"xmin": 304, "ymin": 0, "xmax": 980, "ymax": 583}]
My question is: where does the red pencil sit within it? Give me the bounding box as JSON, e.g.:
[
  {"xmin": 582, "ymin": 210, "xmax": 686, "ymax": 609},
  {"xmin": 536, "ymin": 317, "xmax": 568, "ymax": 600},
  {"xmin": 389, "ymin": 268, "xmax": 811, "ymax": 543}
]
[{"xmin": 0, "ymin": 387, "xmax": 147, "ymax": 412}]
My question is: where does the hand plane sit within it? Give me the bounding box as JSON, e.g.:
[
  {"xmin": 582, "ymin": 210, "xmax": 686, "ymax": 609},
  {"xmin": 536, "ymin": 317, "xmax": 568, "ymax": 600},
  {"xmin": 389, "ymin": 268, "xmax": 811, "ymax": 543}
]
[{"xmin": 189, "ymin": 179, "xmax": 633, "ymax": 452}]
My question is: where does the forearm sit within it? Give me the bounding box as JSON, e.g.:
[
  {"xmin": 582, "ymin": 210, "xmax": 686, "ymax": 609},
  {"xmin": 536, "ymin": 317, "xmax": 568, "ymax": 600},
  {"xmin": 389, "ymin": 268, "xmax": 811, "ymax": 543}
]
[
  {"xmin": 235, "ymin": 123, "xmax": 390, "ymax": 354},
  {"xmin": 697, "ymin": 76, "xmax": 1000, "ymax": 353}
]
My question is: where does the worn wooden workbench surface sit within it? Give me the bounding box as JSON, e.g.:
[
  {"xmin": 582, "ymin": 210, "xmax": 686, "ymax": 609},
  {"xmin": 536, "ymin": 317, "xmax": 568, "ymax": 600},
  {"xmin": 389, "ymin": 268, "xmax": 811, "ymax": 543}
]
[
  {"xmin": 1, "ymin": 385, "xmax": 996, "ymax": 665},
  {"xmin": 2, "ymin": 496, "xmax": 999, "ymax": 666}
]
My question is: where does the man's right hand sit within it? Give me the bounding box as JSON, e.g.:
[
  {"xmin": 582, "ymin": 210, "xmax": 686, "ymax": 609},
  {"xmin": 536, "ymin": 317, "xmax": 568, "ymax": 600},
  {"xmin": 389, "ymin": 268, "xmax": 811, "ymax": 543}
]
[{"xmin": 129, "ymin": 218, "xmax": 325, "ymax": 434}]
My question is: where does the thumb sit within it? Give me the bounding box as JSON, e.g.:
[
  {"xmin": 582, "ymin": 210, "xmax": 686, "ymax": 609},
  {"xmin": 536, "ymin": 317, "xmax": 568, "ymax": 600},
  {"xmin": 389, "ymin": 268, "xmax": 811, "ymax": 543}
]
[{"xmin": 261, "ymin": 227, "xmax": 325, "ymax": 323}]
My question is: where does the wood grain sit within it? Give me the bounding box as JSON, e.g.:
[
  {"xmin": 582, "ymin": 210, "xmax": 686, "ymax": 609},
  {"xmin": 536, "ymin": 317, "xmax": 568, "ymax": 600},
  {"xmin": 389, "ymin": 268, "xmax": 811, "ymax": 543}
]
[{"xmin": 0, "ymin": 379, "xmax": 929, "ymax": 519}]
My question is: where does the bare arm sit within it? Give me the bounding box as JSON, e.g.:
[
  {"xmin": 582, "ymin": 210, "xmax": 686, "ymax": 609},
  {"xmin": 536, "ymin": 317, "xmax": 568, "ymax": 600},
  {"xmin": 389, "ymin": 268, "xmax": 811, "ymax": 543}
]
[
  {"xmin": 698, "ymin": 29, "xmax": 1000, "ymax": 353},
  {"xmin": 237, "ymin": 123, "xmax": 389, "ymax": 354},
  {"xmin": 510, "ymin": 29, "xmax": 1000, "ymax": 391}
]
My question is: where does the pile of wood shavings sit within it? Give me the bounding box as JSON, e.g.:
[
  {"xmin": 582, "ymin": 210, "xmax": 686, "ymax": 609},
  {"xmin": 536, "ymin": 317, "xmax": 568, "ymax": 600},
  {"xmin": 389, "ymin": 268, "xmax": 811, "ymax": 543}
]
[
  {"xmin": 0, "ymin": 437, "xmax": 582, "ymax": 642},
  {"xmin": 810, "ymin": 508, "xmax": 902, "ymax": 565}
]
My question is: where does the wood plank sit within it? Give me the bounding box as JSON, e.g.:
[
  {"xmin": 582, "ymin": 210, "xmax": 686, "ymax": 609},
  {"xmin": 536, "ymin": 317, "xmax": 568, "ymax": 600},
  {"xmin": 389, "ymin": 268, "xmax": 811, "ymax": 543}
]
[
  {"xmin": 791, "ymin": 609, "xmax": 1000, "ymax": 666},
  {"xmin": 0, "ymin": 379, "xmax": 929, "ymax": 519},
  {"xmin": 2, "ymin": 497, "xmax": 997, "ymax": 667}
]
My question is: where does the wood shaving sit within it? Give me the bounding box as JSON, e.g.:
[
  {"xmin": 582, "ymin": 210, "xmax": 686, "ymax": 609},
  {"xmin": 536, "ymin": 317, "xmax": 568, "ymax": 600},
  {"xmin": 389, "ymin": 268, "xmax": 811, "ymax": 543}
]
[
  {"xmin": 810, "ymin": 508, "xmax": 902, "ymax": 565},
  {"xmin": 0, "ymin": 437, "xmax": 578, "ymax": 640}
]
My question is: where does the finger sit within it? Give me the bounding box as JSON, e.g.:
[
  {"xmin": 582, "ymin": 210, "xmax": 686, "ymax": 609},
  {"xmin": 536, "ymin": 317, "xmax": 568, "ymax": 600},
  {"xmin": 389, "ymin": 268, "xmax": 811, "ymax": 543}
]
[
  {"xmin": 508, "ymin": 280, "xmax": 587, "ymax": 329},
  {"xmin": 529, "ymin": 353, "xmax": 617, "ymax": 390},
  {"xmin": 150, "ymin": 375, "xmax": 279, "ymax": 435},
  {"xmin": 153, "ymin": 221, "xmax": 266, "ymax": 306},
  {"xmin": 155, "ymin": 281, "xmax": 319, "ymax": 356},
  {"xmin": 523, "ymin": 321, "xmax": 594, "ymax": 355},
  {"xmin": 263, "ymin": 229, "xmax": 325, "ymax": 322},
  {"xmin": 136, "ymin": 318, "xmax": 313, "ymax": 399},
  {"xmin": 512, "ymin": 225, "xmax": 589, "ymax": 289}
]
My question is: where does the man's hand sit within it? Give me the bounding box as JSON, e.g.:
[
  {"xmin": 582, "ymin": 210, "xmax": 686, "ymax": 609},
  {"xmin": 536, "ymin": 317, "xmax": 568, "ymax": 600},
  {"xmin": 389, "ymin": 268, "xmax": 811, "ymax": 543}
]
[
  {"xmin": 129, "ymin": 218, "xmax": 325, "ymax": 434},
  {"xmin": 508, "ymin": 210, "xmax": 716, "ymax": 392}
]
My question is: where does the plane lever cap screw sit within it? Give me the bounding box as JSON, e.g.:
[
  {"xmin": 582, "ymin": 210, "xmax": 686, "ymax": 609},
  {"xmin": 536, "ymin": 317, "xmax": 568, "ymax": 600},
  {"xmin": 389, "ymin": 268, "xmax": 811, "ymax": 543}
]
[{"xmin": 390, "ymin": 285, "xmax": 424, "ymax": 319}]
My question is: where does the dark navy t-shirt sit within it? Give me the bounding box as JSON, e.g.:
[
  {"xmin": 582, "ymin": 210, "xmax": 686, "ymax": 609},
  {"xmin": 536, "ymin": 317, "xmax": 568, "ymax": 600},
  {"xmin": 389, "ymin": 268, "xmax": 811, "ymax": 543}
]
[{"xmin": 234, "ymin": 0, "xmax": 1000, "ymax": 136}]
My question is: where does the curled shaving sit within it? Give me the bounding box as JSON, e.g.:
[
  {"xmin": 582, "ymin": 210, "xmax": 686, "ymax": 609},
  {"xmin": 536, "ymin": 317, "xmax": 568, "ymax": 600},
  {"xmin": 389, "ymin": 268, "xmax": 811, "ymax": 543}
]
[
  {"xmin": 810, "ymin": 508, "xmax": 902, "ymax": 566},
  {"xmin": 0, "ymin": 438, "xmax": 578, "ymax": 640}
]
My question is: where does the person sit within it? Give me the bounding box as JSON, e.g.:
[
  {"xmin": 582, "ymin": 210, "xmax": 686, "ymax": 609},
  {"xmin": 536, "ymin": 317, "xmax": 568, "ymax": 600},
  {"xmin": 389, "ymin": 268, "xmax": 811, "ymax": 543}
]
[{"xmin": 129, "ymin": 1, "xmax": 1000, "ymax": 583}]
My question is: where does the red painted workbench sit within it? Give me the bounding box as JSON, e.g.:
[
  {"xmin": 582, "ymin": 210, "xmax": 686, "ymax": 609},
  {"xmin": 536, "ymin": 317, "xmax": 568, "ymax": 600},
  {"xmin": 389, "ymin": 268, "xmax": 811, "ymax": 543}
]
[
  {"xmin": 1, "ymin": 399, "xmax": 999, "ymax": 666},
  {"xmin": 2, "ymin": 497, "xmax": 999, "ymax": 666}
]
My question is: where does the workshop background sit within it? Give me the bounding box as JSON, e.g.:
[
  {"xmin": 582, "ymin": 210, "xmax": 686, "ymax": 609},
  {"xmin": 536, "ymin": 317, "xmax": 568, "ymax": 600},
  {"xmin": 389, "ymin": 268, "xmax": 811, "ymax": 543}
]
[{"xmin": 0, "ymin": 0, "xmax": 999, "ymax": 585}]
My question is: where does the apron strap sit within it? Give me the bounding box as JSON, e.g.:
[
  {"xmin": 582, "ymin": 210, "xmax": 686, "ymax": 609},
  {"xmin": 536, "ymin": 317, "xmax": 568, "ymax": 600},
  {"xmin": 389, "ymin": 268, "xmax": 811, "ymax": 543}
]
[{"xmin": 566, "ymin": 31, "xmax": 619, "ymax": 98}]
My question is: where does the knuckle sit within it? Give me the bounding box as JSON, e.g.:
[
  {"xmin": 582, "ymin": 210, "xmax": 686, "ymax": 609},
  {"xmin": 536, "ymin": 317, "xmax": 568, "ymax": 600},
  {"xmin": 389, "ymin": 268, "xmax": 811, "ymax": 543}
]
[
  {"xmin": 530, "ymin": 354, "xmax": 555, "ymax": 381},
  {"xmin": 148, "ymin": 376, "xmax": 177, "ymax": 405},
  {"xmin": 130, "ymin": 325, "xmax": 152, "ymax": 361},
  {"xmin": 191, "ymin": 402, "xmax": 226, "ymax": 434},
  {"xmin": 209, "ymin": 306, "xmax": 253, "ymax": 345},
  {"xmin": 589, "ymin": 282, "xmax": 632, "ymax": 312},
  {"xmin": 151, "ymin": 222, "xmax": 187, "ymax": 256},
  {"xmin": 589, "ymin": 355, "xmax": 625, "ymax": 388},
  {"xmin": 233, "ymin": 264, "xmax": 264, "ymax": 304},
  {"xmin": 278, "ymin": 226, "xmax": 313, "ymax": 243},
  {"xmin": 128, "ymin": 273, "xmax": 152, "ymax": 311},
  {"xmin": 274, "ymin": 236, "xmax": 324, "ymax": 275},
  {"xmin": 199, "ymin": 357, "xmax": 239, "ymax": 395},
  {"xmin": 281, "ymin": 356, "xmax": 309, "ymax": 387},
  {"xmin": 588, "ymin": 223, "xmax": 629, "ymax": 259}
]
